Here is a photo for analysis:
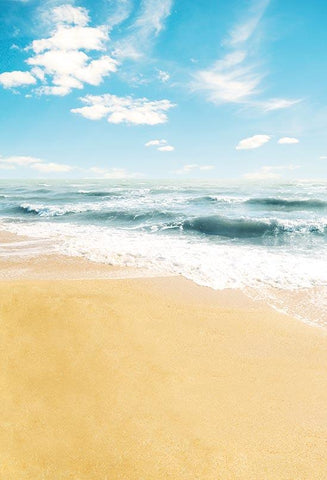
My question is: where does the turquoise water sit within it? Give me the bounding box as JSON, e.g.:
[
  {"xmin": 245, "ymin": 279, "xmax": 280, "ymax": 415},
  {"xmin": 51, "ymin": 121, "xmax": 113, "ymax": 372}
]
[{"xmin": 0, "ymin": 179, "xmax": 326, "ymax": 325}]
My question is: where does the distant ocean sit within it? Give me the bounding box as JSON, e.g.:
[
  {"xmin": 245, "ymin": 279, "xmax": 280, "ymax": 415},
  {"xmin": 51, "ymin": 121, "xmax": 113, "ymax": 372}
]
[{"xmin": 1, "ymin": 179, "xmax": 326, "ymax": 327}]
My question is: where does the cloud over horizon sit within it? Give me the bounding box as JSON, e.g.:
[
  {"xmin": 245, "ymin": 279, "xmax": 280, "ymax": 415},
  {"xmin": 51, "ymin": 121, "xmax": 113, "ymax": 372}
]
[
  {"xmin": 174, "ymin": 164, "xmax": 215, "ymax": 174},
  {"xmin": 243, "ymin": 164, "xmax": 300, "ymax": 180},
  {"xmin": 0, "ymin": 155, "xmax": 73, "ymax": 173}
]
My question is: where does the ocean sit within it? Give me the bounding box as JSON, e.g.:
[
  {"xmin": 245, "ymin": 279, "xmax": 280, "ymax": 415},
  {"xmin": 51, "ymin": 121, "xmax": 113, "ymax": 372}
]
[{"xmin": 0, "ymin": 179, "xmax": 326, "ymax": 327}]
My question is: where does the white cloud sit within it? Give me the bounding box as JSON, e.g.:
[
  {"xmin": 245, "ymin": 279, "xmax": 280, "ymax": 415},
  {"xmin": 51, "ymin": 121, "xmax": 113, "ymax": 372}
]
[
  {"xmin": 157, "ymin": 69, "xmax": 170, "ymax": 82},
  {"xmin": 145, "ymin": 139, "xmax": 167, "ymax": 147},
  {"xmin": 0, "ymin": 155, "xmax": 42, "ymax": 166},
  {"xmin": 113, "ymin": 0, "xmax": 173, "ymax": 59},
  {"xmin": 320, "ymin": 156, "xmax": 327, "ymax": 160},
  {"xmin": 107, "ymin": 0, "xmax": 133, "ymax": 28},
  {"xmin": 192, "ymin": 1, "xmax": 300, "ymax": 110},
  {"xmin": 174, "ymin": 164, "xmax": 215, "ymax": 174},
  {"xmin": 28, "ymin": 49, "xmax": 88, "ymax": 77},
  {"xmin": 0, "ymin": 71, "xmax": 36, "ymax": 88},
  {"xmin": 29, "ymin": 51, "xmax": 117, "ymax": 95},
  {"xmin": 0, "ymin": 5, "xmax": 116, "ymax": 96},
  {"xmin": 0, "ymin": 154, "xmax": 74, "ymax": 174},
  {"xmin": 31, "ymin": 162, "xmax": 73, "ymax": 173},
  {"xmin": 243, "ymin": 167, "xmax": 280, "ymax": 180},
  {"xmin": 158, "ymin": 145, "xmax": 174, "ymax": 151},
  {"xmin": 88, "ymin": 167, "xmax": 141, "ymax": 178},
  {"xmin": 226, "ymin": 0, "xmax": 270, "ymax": 46},
  {"xmin": 74, "ymin": 56, "xmax": 117, "ymax": 85},
  {"xmin": 71, "ymin": 102, "xmax": 110, "ymax": 120},
  {"xmin": 278, "ymin": 137, "xmax": 299, "ymax": 144},
  {"xmin": 37, "ymin": 85, "xmax": 72, "ymax": 96},
  {"xmin": 72, "ymin": 94, "xmax": 176, "ymax": 125},
  {"xmin": 31, "ymin": 25, "xmax": 108, "ymax": 54},
  {"xmin": 193, "ymin": 54, "xmax": 299, "ymax": 110},
  {"xmin": 145, "ymin": 139, "xmax": 174, "ymax": 151},
  {"xmin": 236, "ymin": 134, "xmax": 271, "ymax": 150},
  {"xmin": 260, "ymin": 98, "xmax": 302, "ymax": 111},
  {"xmin": 134, "ymin": 0, "xmax": 173, "ymax": 36},
  {"xmin": 0, "ymin": 153, "xmax": 143, "ymax": 178},
  {"xmin": 52, "ymin": 5, "xmax": 90, "ymax": 27},
  {"xmin": 243, "ymin": 164, "xmax": 300, "ymax": 180},
  {"xmin": 193, "ymin": 51, "xmax": 261, "ymax": 104}
]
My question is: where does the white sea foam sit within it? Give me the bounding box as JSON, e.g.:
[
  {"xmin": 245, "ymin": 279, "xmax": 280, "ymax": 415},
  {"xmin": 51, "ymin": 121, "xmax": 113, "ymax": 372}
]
[{"xmin": 2, "ymin": 220, "xmax": 327, "ymax": 326}]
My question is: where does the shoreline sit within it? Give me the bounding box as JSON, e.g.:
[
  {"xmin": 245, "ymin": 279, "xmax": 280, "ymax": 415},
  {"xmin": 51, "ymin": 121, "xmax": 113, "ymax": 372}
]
[
  {"xmin": 0, "ymin": 229, "xmax": 170, "ymax": 281},
  {"xmin": 0, "ymin": 227, "xmax": 326, "ymax": 329},
  {"xmin": 1, "ymin": 238, "xmax": 327, "ymax": 478}
]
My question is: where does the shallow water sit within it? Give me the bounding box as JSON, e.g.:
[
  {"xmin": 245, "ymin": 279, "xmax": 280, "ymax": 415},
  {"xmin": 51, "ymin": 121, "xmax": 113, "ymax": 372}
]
[{"xmin": 0, "ymin": 179, "xmax": 326, "ymax": 326}]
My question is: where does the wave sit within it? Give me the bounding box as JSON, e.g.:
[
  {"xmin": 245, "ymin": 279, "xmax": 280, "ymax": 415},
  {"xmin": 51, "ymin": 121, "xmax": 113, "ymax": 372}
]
[
  {"xmin": 76, "ymin": 190, "xmax": 121, "ymax": 197},
  {"xmin": 17, "ymin": 204, "xmax": 75, "ymax": 217},
  {"xmin": 16, "ymin": 203, "xmax": 175, "ymax": 223},
  {"xmin": 189, "ymin": 195, "xmax": 327, "ymax": 210},
  {"xmin": 189, "ymin": 195, "xmax": 245, "ymax": 205},
  {"xmin": 182, "ymin": 215, "xmax": 327, "ymax": 238},
  {"xmin": 33, "ymin": 188, "xmax": 51, "ymax": 194},
  {"xmin": 81, "ymin": 210, "xmax": 176, "ymax": 223},
  {"xmin": 246, "ymin": 197, "xmax": 327, "ymax": 209},
  {"xmin": 10, "ymin": 203, "xmax": 327, "ymax": 238}
]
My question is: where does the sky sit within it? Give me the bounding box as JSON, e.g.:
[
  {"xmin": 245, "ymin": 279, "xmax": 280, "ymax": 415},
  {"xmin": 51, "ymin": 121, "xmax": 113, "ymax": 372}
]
[{"xmin": 0, "ymin": 0, "xmax": 326, "ymax": 180}]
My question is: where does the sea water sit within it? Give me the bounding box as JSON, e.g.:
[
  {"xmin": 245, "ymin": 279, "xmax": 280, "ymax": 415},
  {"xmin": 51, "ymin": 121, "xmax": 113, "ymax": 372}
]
[{"xmin": 0, "ymin": 179, "xmax": 326, "ymax": 326}]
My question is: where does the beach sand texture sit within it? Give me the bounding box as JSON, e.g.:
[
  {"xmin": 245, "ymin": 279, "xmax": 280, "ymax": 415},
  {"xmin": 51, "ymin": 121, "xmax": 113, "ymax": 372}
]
[{"xmin": 1, "ymin": 271, "xmax": 327, "ymax": 479}]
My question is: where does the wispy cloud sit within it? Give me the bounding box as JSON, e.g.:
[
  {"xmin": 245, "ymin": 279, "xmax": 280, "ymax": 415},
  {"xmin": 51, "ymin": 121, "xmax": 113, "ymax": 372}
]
[
  {"xmin": 31, "ymin": 162, "xmax": 73, "ymax": 173},
  {"xmin": 236, "ymin": 134, "xmax": 271, "ymax": 150},
  {"xmin": 0, "ymin": 152, "xmax": 144, "ymax": 177},
  {"xmin": 72, "ymin": 94, "xmax": 176, "ymax": 125},
  {"xmin": 243, "ymin": 164, "xmax": 300, "ymax": 180},
  {"xmin": 192, "ymin": 0, "xmax": 300, "ymax": 111},
  {"xmin": 113, "ymin": 0, "xmax": 173, "ymax": 59},
  {"xmin": 174, "ymin": 164, "xmax": 215, "ymax": 174},
  {"xmin": 106, "ymin": 0, "xmax": 133, "ymax": 28},
  {"xmin": 88, "ymin": 166, "xmax": 141, "ymax": 178},
  {"xmin": 259, "ymin": 98, "xmax": 302, "ymax": 111},
  {"xmin": 50, "ymin": 4, "xmax": 89, "ymax": 27},
  {"xmin": 0, "ymin": 155, "xmax": 42, "ymax": 166},
  {"xmin": 193, "ymin": 51, "xmax": 262, "ymax": 105},
  {"xmin": 0, "ymin": 155, "xmax": 73, "ymax": 173},
  {"xmin": 225, "ymin": 0, "xmax": 270, "ymax": 46},
  {"xmin": 134, "ymin": 0, "xmax": 173, "ymax": 35}
]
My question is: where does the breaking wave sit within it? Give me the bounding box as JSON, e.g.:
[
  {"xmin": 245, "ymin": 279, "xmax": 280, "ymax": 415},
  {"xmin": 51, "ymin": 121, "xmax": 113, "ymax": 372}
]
[{"xmin": 182, "ymin": 215, "xmax": 327, "ymax": 238}]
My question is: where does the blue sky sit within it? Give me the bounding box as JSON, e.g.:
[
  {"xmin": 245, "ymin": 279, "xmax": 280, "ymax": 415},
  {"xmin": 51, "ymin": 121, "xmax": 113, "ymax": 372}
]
[{"xmin": 0, "ymin": 0, "xmax": 326, "ymax": 180}]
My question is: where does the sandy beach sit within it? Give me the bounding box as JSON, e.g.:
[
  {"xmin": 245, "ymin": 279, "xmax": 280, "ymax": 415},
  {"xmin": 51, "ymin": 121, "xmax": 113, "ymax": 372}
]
[
  {"xmin": 2, "ymin": 0, "xmax": 327, "ymax": 476},
  {"xmin": 1, "ymin": 242, "xmax": 327, "ymax": 479}
]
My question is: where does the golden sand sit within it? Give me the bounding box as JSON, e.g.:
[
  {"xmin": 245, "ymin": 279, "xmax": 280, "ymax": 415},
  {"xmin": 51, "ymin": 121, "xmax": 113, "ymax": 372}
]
[{"xmin": 1, "ymin": 256, "xmax": 327, "ymax": 479}]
